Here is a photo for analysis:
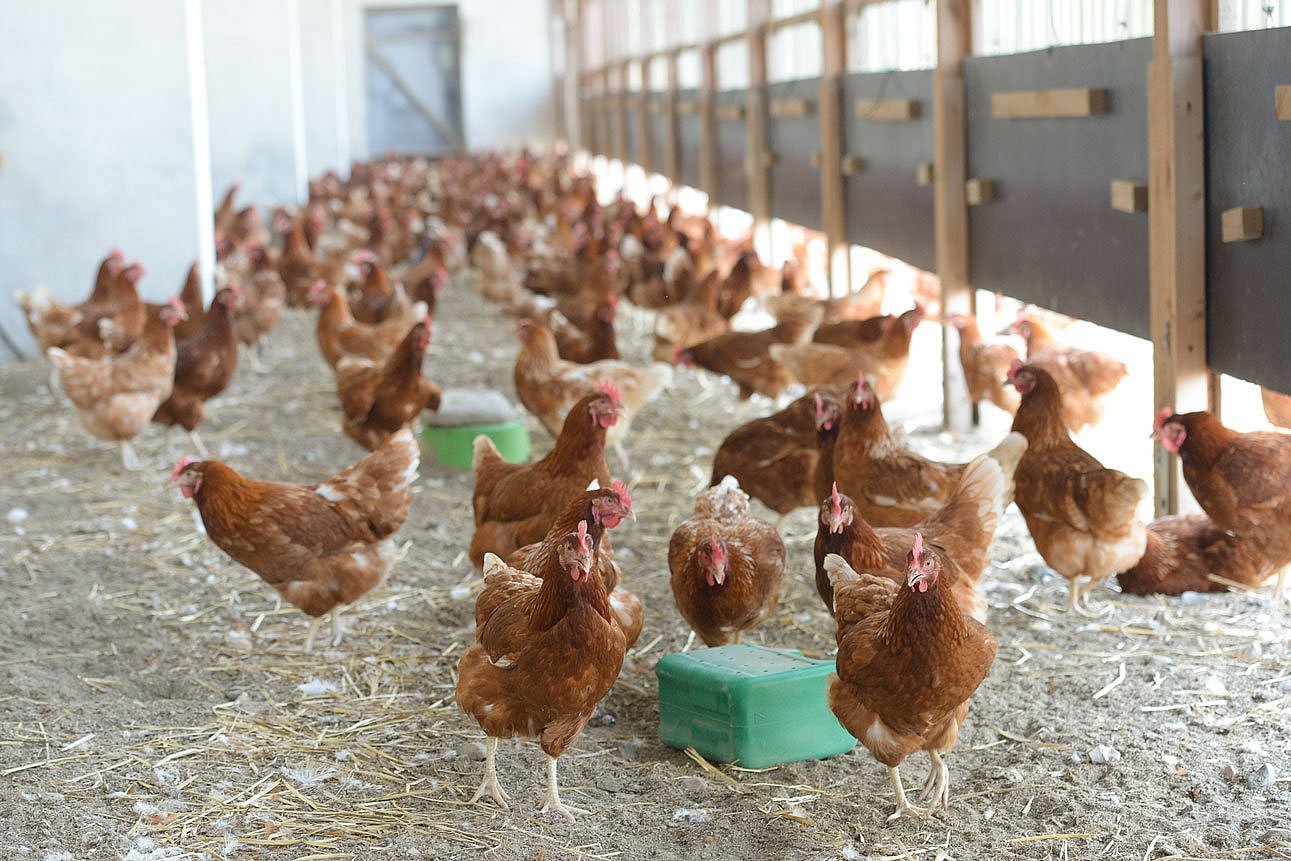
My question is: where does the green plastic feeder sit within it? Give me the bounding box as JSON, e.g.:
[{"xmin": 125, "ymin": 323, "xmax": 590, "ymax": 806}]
[
  {"xmin": 421, "ymin": 420, "xmax": 529, "ymax": 469},
  {"xmin": 655, "ymin": 644, "xmax": 856, "ymax": 769},
  {"xmin": 420, "ymin": 387, "xmax": 530, "ymax": 469}
]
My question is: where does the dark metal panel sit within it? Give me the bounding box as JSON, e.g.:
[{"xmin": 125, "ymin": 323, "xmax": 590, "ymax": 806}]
[
  {"xmin": 624, "ymin": 96, "xmax": 643, "ymax": 165},
  {"xmin": 841, "ymin": 70, "xmax": 936, "ymax": 271},
  {"xmin": 677, "ymin": 87, "xmax": 702, "ymax": 189},
  {"xmin": 715, "ymin": 89, "xmax": 749, "ymax": 211},
  {"xmin": 965, "ymin": 38, "xmax": 1151, "ymax": 338},
  {"xmin": 648, "ymin": 108, "xmax": 671, "ymax": 176},
  {"xmin": 1203, "ymin": 28, "xmax": 1291, "ymax": 393},
  {"xmin": 767, "ymin": 79, "xmax": 823, "ymax": 231}
]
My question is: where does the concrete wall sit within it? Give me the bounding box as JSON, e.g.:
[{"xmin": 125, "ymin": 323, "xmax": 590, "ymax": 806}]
[
  {"xmin": 345, "ymin": 0, "xmax": 558, "ymax": 159},
  {"xmin": 0, "ymin": 0, "xmax": 562, "ymax": 360},
  {"xmin": 0, "ymin": 0, "xmax": 211, "ymax": 360},
  {"xmin": 299, "ymin": 0, "xmax": 351, "ymax": 177},
  {"xmin": 201, "ymin": 0, "xmax": 305, "ymax": 207}
]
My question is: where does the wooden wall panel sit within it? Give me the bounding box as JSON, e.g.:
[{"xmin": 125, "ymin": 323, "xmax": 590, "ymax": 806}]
[
  {"xmin": 965, "ymin": 39, "xmax": 1152, "ymax": 338},
  {"xmin": 842, "ymin": 70, "xmax": 936, "ymax": 272},
  {"xmin": 676, "ymin": 87, "xmax": 703, "ymax": 189},
  {"xmin": 767, "ymin": 79, "xmax": 823, "ymax": 231},
  {"xmin": 714, "ymin": 88, "xmax": 750, "ymax": 211},
  {"xmin": 1203, "ymin": 28, "xmax": 1291, "ymax": 393}
]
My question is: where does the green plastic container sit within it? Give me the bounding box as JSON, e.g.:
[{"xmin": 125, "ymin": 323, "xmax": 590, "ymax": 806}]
[
  {"xmin": 421, "ymin": 420, "xmax": 530, "ymax": 469},
  {"xmin": 655, "ymin": 644, "xmax": 856, "ymax": 768}
]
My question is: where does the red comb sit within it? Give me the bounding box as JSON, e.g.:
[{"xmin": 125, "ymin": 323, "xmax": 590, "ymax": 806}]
[
  {"xmin": 1008, "ymin": 358, "xmax": 1024, "ymax": 376},
  {"xmin": 171, "ymin": 456, "xmax": 194, "ymax": 478},
  {"xmin": 830, "ymin": 482, "xmax": 841, "ymax": 514},
  {"xmin": 912, "ymin": 532, "xmax": 925, "ymax": 562},
  {"xmin": 1154, "ymin": 407, "xmax": 1174, "ymax": 432},
  {"xmin": 109, "ymin": 247, "xmax": 125, "ymax": 260},
  {"xmin": 576, "ymin": 519, "xmax": 591, "ymax": 552},
  {"xmin": 814, "ymin": 392, "xmax": 825, "ymax": 416},
  {"xmin": 595, "ymin": 379, "xmax": 622, "ymax": 405},
  {"xmin": 611, "ymin": 479, "xmax": 632, "ymax": 511}
]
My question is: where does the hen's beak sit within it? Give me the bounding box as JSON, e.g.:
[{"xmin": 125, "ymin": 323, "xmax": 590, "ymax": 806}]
[{"xmin": 828, "ymin": 512, "xmax": 846, "ymax": 535}]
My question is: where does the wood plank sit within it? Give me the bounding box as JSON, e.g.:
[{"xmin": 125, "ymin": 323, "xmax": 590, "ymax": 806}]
[
  {"xmin": 675, "ymin": 99, "xmax": 700, "ymax": 114},
  {"xmin": 1277, "ymin": 84, "xmax": 1291, "ymax": 120},
  {"xmin": 841, "ymin": 154, "xmax": 865, "ymax": 175},
  {"xmin": 965, "ymin": 178, "xmax": 996, "ymax": 205},
  {"xmin": 769, "ymin": 97, "xmax": 815, "ymax": 117},
  {"xmin": 854, "ymin": 97, "xmax": 921, "ymax": 121},
  {"xmin": 916, "ymin": 161, "xmax": 935, "ymax": 186},
  {"xmin": 699, "ymin": 35, "xmax": 719, "ymax": 198},
  {"xmin": 715, "ymin": 103, "xmax": 746, "ymax": 121},
  {"xmin": 820, "ymin": 0, "xmax": 850, "ymax": 296},
  {"xmin": 991, "ymin": 87, "xmax": 1109, "ymax": 118},
  {"xmin": 747, "ymin": 0, "xmax": 773, "ymax": 252},
  {"xmin": 1220, "ymin": 206, "xmax": 1263, "ymax": 242},
  {"xmin": 1110, "ymin": 179, "xmax": 1149, "ymax": 213},
  {"xmin": 934, "ymin": 0, "xmax": 974, "ymax": 433},
  {"xmin": 1149, "ymin": 0, "xmax": 1210, "ymax": 516}
]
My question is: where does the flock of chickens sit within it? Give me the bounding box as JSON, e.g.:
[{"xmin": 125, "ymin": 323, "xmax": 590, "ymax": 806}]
[{"xmin": 13, "ymin": 150, "xmax": 1291, "ymax": 827}]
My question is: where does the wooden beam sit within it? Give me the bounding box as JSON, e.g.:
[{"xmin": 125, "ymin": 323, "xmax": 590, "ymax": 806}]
[
  {"xmin": 664, "ymin": 49, "xmax": 679, "ymax": 180},
  {"xmin": 821, "ymin": 0, "xmax": 850, "ymax": 298},
  {"xmin": 699, "ymin": 36, "xmax": 719, "ymax": 199},
  {"xmin": 1149, "ymin": 0, "xmax": 1210, "ymax": 516},
  {"xmin": 1276, "ymin": 84, "xmax": 1291, "ymax": 120},
  {"xmin": 854, "ymin": 97, "xmax": 922, "ymax": 121},
  {"xmin": 934, "ymin": 0, "xmax": 974, "ymax": 433},
  {"xmin": 1220, "ymin": 206, "xmax": 1263, "ymax": 242},
  {"xmin": 990, "ymin": 87, "xmax": 1109, "ymax": 119},
  {"xmin": 747, "ymin": 0, "xmax": 773, "ymax": 256},
  {"xmin": 769, "ymin": 97, "xmax": 816, "ymax": 117},
  {"xmin": 1110, "ymin": 179, "xmax": 1149, "ymax": 213}
]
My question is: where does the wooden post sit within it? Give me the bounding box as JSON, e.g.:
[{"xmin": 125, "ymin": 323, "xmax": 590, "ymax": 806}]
[
  {"xmin": 617, "ymin": 62, "xmax": 631, "ymax": 164},
  {"xmin": 664, "ymin": 48, "xmax": 680, "ymax": 180},
  {"xmin": 699, "ymin": 41, "xmax": 718, "ymax": 200},
  {"xmin": 563, "ymin": 0, "xmax": 582, "ymax": 150},
  {"xmin": 933, "ymin": 0, "xmax": 974, "ymax": 434},
  {"xmin": 747, "ymin": 0, "xmax": 772, "ymax": 258},
  {"xmin": 1149, "ymin": 0, "xmax": 1209, "ymax": 516},
  {"xmin": 819, "ymin": 0, "xmax": 850, "ymax": 298}
]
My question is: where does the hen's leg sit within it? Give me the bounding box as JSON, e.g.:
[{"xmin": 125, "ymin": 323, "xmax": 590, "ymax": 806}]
[
  {"xmin": 253, "ymin": 340, "xmax": 270, "ymax": 373},
  {"xmin": 915, "ymin": 750, "xmax": 950, "ymax": 812},
  {"xmin": 468, "ymin": 737, "xmax": 510, "ymax": 810},
  {"xmin": 188, "ymin": 429, "xmax": 210, "ymax": 459},
  {"xmin": 304, "ymin": 616, "xmax": 323, "ymax": 653},
  {"xmin": 733, "ymin": 630, "xmax": 743, "ymax": 645},
  {"xmin": 1072, "ymin": 577, "xmax": 1112, "ymax": 618},
  {"xmin": 330, "ymin": 607, "xmax": 346, "ymax": 647},
  {"xmin": 120, "ymin": 440, "xmax": 142, "ymax": 471},
  {"xmin": 538, "ymin": 755, "xmax": 588, "ymax": 821},
  {"xmin": 885, "ymin": 766, "xmax": 930, "ymax": 822}
]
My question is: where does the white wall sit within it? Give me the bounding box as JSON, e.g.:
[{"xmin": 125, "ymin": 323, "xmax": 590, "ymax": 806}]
[
  {"xmin": 345, "ymin": 0, "xmax": 558, "ymax": 159},
  {"xmin": 299, "ymin": 0, "xmax": 351, "ymax": 177},
  {"xmin": 202, "ymin": 0, "xmax": 305, "ymax": 206},
  {"xmin": 0, "ymin": 0, "xmax": 211, "ymax": 360}
]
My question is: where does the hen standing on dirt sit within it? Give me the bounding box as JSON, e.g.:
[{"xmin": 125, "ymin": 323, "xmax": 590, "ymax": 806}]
[
  {"xmin": 456, "ymin": 521, "xmax": 626, "ymax": 821},
  {"xmin": 825, "ymin": 533, "xmax": 997, "ymax": 822}
]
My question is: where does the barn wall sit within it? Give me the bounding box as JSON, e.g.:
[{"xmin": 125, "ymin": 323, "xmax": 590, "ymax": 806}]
[
  {"xmin": 0, "ymin": 0, "xmax": 212, "ymax": 359},
  {"xmin": 201, "ymin": 0, "xmax": 306, "ymax": 206}
]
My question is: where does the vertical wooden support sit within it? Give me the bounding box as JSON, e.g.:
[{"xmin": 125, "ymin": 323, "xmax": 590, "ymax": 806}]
[
  {"xmin": 1149, "ymin": 0, "xmax": 1209, "ymax": 516},
  {"xmin": 747, "ymin": 0, "xmax": 773, "ymax": 257},
  {"xmin": 699, "ymin": 41, "xmax": 718, "ymax": 200},
  {"xmin": 638, "ymin": 2, "xmax": 654, "ymax": 173},
  {"xmin": 819, "ymin": 0, "xmax": 850, "ymax": 298},
  {"xmin": 934, "ymin": 0, "xmax": 974, "ymax": 434},
  {"xmin": 617, "ymin": 61, "xmax": 631, "ymax": 164},
  {"xmin": 664, "ymin": 48, "xmax": 680, "ymax": 180},
  {"xmin": 564, "ymin": 0, "xmax": 582, "ymax": 151}
]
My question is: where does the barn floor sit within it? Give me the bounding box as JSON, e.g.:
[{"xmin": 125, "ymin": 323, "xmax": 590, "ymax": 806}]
[{"xmin": 1, "ymin": 279, "xmax": 1288, "ymax": 861}]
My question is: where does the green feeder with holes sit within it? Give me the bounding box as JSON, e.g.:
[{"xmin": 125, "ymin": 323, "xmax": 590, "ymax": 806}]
[
  {"xmin": 655, "ymin": 644, "xmax": 856, "ymax": 769},
  {"xmin": 420, "ymin": 387, "xmax": 530, "ymax": 469}
]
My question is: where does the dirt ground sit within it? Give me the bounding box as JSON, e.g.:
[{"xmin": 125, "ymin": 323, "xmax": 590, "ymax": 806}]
[{"xmin": 1, "ymin": 276, "xmax": 1288, "ymax": 861}]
